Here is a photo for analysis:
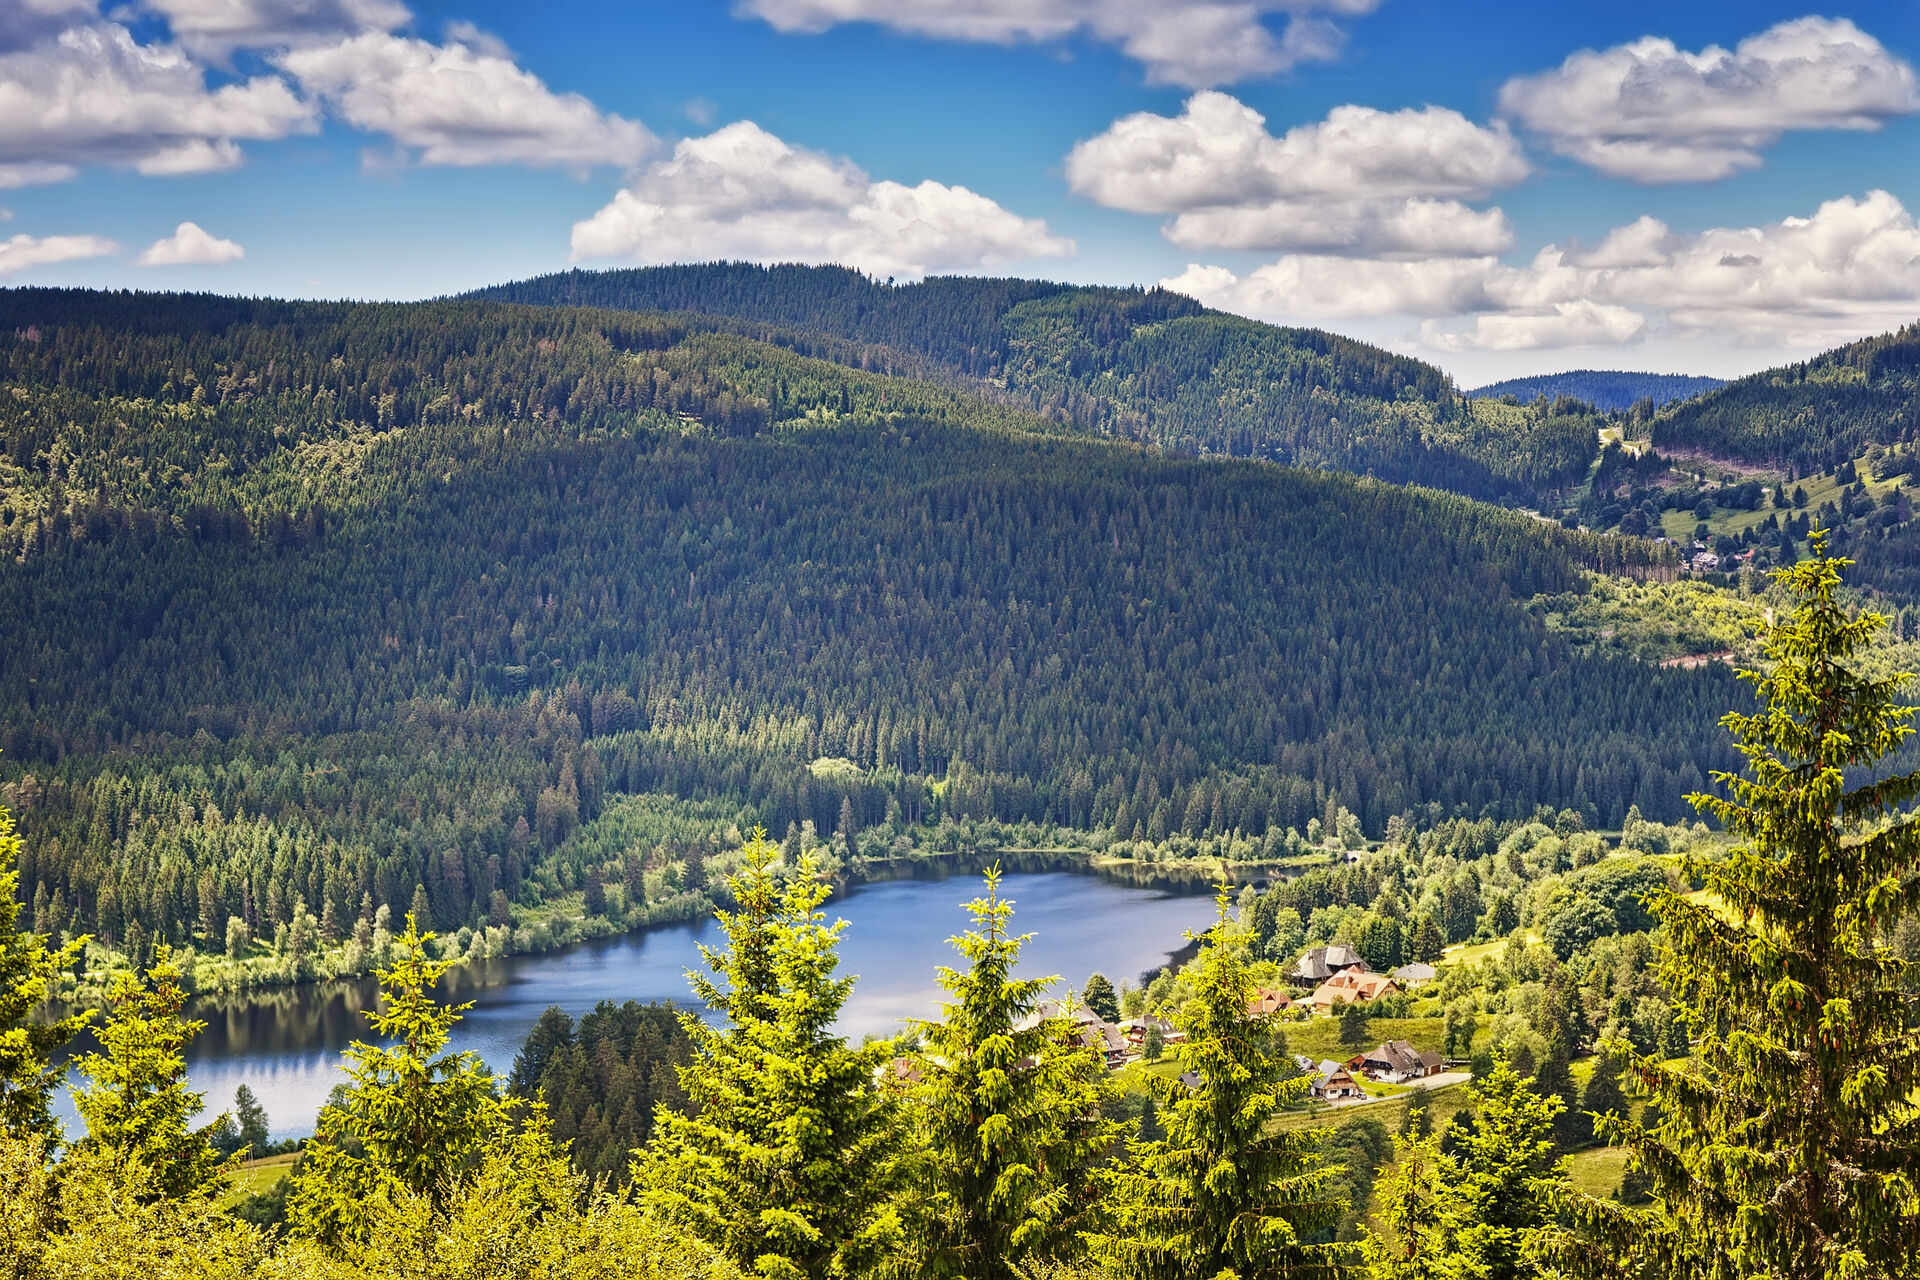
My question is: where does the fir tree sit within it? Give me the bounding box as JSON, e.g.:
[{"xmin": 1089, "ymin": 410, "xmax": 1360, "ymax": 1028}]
[
  {"xmin": 1082, "ymin": 971, "xmax": 1120, "ymax": 1023},
  {"xmin": 638, "ymin": 832, "xmax": 904, "ymax": 1280},
  {"xmin": 286, "ymin": 914, "xmax": 502, "ymax": 1247},
  {"xmin": 903, "ymin": 866, "xmax": 1121, "ymax": 1280},
  {"xmin": 1365, "ymin": 1113, "xmax": 1457, "ymax": 1277},
  {"xmin": 1091, "ymin": 889, "xmax": 1355, "ymax": 1279},
  {"xmin": 1552, "ymin": 535, "xmax": 1920, "ymax": 1280},
  {"xmin": 0, "ymin": 797, "xmax": 91, "ymax": 1141},
  {"xmin": 69, "ymin": 945, "xmax": 231, "ymax": 1200},
  {"xmin": 233, "ymin": 1085, "xmax": 270, "ymax": 1156},
  {"xmin": 1447, "ymin": 1058, "xmax": 1565, "ymax": 1280},
  {"xmin": 1340, "ymin": 999, "xmax": 1370, "ymax": 1048}
]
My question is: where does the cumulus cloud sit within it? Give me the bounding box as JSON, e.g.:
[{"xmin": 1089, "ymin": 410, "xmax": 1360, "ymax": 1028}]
[
  {"xmin": 0, "ymin": 0, "xmax": 94, "ymax": 52},
  {"xmin": 0, "ymin": 22, "xmax": 315, "ymax": 185},
  {"xmin": 139, "ymin": 0, "xmax": 410, "ymax": 58},
  {"xmin": 0, "ymin": 231, "xmax": 118, "ymax": 276},
  {"xmin": 279, "ymin": 31, "xmax": 653, "ymax": 169},
  {"xmin": 1499, "ymin": 16, "xmax": 1919, "ymax": 182},
  {"xmin": 1163, "ymin": 189, "xmax": 1920, "ymax": 351},
  {"xmin": 571, "ymin": 120, "xmax": 1073, "ymax": 279},
  {"xmin": 136, "ymin": 220, "xmax": 245, "ymax": 265},
  {"xmin": 1067, "ymin": 93, "xmax": 1526, "ymax": 256},
  {"xmin": 738, "ymin": 0, "xmax": 1382, "ymax": 88}
]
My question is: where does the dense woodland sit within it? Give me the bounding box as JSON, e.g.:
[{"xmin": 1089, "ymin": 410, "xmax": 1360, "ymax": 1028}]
[
  {"xmin": 1468, "ymin": 371, "xmax": 1724, "ymax": 412},
  {"xmin": 0, "ymin": 289, "xmax": 1730, "ymax": 974},
  {"xmin": 474, "ymin": 264, "xmax": 1608, "ymax": 503},
  {"xmin": 1654, "ymin": 322, "xmax": 1920, "ymax": 468}
]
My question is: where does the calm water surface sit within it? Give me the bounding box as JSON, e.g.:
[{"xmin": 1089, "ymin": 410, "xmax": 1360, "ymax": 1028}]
[{"xmin": 59, "ymin": 869, "xmax": 1218, "ymax": 1141}]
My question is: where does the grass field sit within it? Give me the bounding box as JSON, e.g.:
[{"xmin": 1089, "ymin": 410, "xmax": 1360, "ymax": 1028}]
[
  {"xmin": 218, "ymin": 1152, "xmax": 298, "ymax": 1208},
  {"xmin": 1659, "ymin": 454, "xmax": 1906, "ymax": 545},
  {"xmin": 1565, "ymin": 1146, "xmax": 1631, "ymax": 1198},
  {"xmin": 1286, "ymin": 1016, "xmax": 1447, "ymax": 1062}
]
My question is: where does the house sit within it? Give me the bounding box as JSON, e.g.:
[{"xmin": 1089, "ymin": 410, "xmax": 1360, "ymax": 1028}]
[
  {"xmin": 1359, "ymin": 1040, "xmax": 1446, "ymax": 1083},
  {"xmin": 1026, "ymin": 1000, "xmax": 1132, "ymax": 1069},
  {"xmin": 1289, "ymin": 944, "xmax": 1370, "ymax": 985},
  {"xmin": 1390, "ymin": 962, "xmax": 1437, "ymax": 988},
  {"xmin": 1119, "ymin": 1014, "xmax": 1185, "ymax": 1047},
  {"xmin": 1246, "ymin": 987, "xmax": 1293, "ymax": 1018},
  {"xmin": 1295, "ymin": 1055, "xmax": 1365, "ymax": 1100},
  {"xmin": 1308, "ymin": 970, "xmax": 1400, "ymax": 1012}
]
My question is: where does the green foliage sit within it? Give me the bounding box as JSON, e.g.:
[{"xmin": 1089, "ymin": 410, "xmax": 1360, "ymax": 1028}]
[
  {"xmin": 1555, "ymin": 536, "xmax": 1920, "ymax": 1280},
  {"xmin": 1469, "ymin": 372, "xmax": 1722, "ymax": 412},
  {"xmin": 1446, "ymin": 1060, "xmax": 1565, "ymax": 1280},
  {"xmin": 1080, "ymin": 972, "xmax": 1118, "ymax": 1024},
  {"xmin": 233, "ymin": 1085, "xmax": 270, "ymax": 1157},
  {"xmin": 473, "ymin": 263, "xmax": 1609, "ymax": 503},
  {"xmin": 0, "ymin": 797, "xmax": 90, "ymax": 1140},
  {"xmin": 1365, "ymin": 1117, "xmax": 1457, "ymax": 1276},
  {"xmin": 637, "ymin": 834, "xmax": 904, "ymax": 1280},
  {"xmin": 1091, "ymin": 891, "xmax": 1356, "ymax": 1279},
  {"xmin": 1527, "ymin": 575, "xmax": 1766, "ymax": 665},
  {"xmin": 505, "ymin": 1000, "xmax": 691, "ymax": 1184},
  {"xmin": 1654, "ymin": 322, "xmax": 1920, "ymax": 468},
  {"xmin": 901, "ymin": 867, "xmax": 1120, "ymax": 1279},
  {"xmin": 69, "ymin": 946, "xmax": 231, "ymax": 1200},
  {"xmin": 287, "ymin": 915, "xmax": 503, "ymax": 1248},
  {"xmin": 0, "ymin": 292, "xmax": 1730, "ymax": 991}
]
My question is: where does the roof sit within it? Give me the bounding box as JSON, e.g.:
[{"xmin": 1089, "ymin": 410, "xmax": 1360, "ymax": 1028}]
[
  {"xmin": 1309, "ymin": 972, "xmax": 1399, "ymax": 1006},
  {"xmin": 1289, "ymin": 944, "xmax": 1371, "ymax": 982},
  {"xmin": 1247, "ymin": 986, "xmax": 1293, "ymax": 1016},
  {"xmin": 1362, "ymin": 1039, "xmax": 1444, "ymax": 1075},
  {"xmin": 1391, "ymin": 962, "xmax": 1437, "ymax": 983}
]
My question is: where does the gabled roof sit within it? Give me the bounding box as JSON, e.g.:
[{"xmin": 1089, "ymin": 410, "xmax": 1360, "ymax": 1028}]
[{"xmin": 1390, "ymin": 962, "xmax": 1437, "ymax": 983}]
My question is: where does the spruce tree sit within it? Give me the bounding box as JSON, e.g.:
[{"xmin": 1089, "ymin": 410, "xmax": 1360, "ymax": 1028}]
[
  {"xmin": 1091, "ymin": 890, "xmax": 1355, "ymax": 1279},
  {"xmin": 1082, "ymin": 971, "xmax": 1120, "ymax": 1023},
  {"xmin": 638, "ymin": 833, "xmax": 904, "ymax": 1280},
  {"xmin": 69, "ymin": 945, "xmax": 231, "ymax": 1200},
  {"xmin": 287, "ymin": 914, "xmax": 502, "ymax": 1247},
  {"xmin": 1552, "ymin": 535, "xmax": 1920, "ymax": 1280},
  {"xmin": 904, "ymin": 866, "xmax": 1121, "ymax": 1280},
  {"xmin": 233, "ymin": 1084, "xmax": 270, "ymax": 1156},
  {"xmin": 0, "ymin": 797, "xmax": 91, "ymax": 1141},
  {"xmin": 1447, "ymin": 1058, "xmax": 1565, "ymax": 1280}
]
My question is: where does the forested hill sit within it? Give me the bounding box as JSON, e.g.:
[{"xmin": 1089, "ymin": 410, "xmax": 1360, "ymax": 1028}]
[
  {"xmin": 1470, "ymin": 370, "xmax": 1723, "ymax": 412},
  {"xmin": 468, "ymin": 263, "xmax": 1604, "ymax": 505},
  {"xmin": 1653, "ymin": 321, "xmax": 1920, "ymax": 468},
  {"xmin": 0, "ymin": 286, "xmax": 1728, "ymax": 960}
]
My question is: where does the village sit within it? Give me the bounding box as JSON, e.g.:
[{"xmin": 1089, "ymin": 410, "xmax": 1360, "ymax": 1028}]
[{"xmin": 1026, "ymin": 943, "xmax": 1464, "ymax": 1110}]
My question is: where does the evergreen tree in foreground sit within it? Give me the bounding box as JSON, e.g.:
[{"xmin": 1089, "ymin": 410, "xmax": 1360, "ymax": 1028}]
[
  {"xmin": 69, "ymin": 945, "xmax": 231, "ymax": 1201},
  {"xmin": 638, "ymin": 833, "xmax": 904, "ymax": 1280},
  {"xmin": 1550, "ymin": 534, "xmax": 1920, "ymax": 1280},
  {"xmin": 288, "ymin": 914, "xmax": 502, "ymax": 1247},
  {"xmin": 1091, "ymin": 889, "xmax": 1355, "ymax": 1279},
  {"xmin": 0, "ymin": 797, "xmax": 91, "ymax": 1141},
  {"xmin": 903, "ymin": 865, "xmax": 1120, "ymax": 1280}
]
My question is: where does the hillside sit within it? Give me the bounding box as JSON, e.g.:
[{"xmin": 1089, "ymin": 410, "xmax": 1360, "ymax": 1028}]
[
  {"xmin": 469, "ymin": 263, "xmax": 1604, "ymax": 505},
  {"xmin": 1470, "ymin": 370, "xmax": 1724, "ymax": 411},
  {"xmin": 0, "ymin": 287, "xmax": 1729, "ymax": 970},
  {"xmin": 1653, "ymin": 321, "xmax": 1920, "ymax": 468}
]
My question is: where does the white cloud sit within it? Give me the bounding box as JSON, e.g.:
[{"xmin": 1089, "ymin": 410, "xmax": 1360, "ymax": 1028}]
[
  {"xmin": 0, "ymin": 22, "xmax": 314, "ymax": 185},
  {"xmin": 0, "ymin": 231, "xmax": 118, "ymax": 276},
  {"xmin": 139, "ymin": 0, "xmax": 411, "ymax": 58},
  {"xmin": 1164, "ymin": 190, "xmax": 1920, "ymax": 352},
  {"xmin": 136, "ymin": 220, "xmax": 245, "ymax": 265},
  {"xmin": 1067, "ymin": 94, "xmax": 1525, "ymax": 256},
  {"xmin": 571, "ymin": 120, "xmax": 1073, "ymax": 279},
  {"xmin": 738, "ymin": 0, "xmax": 1382, "ymax": 88},
  {"xmin": 279, "ymin": 32, "xmax": 653, "ymax": 169},
  {"xmin": 0, "ymin": 0, "xmax": 93, "ymax": 52},
  {"xmin": 1499, "ymin": 17, "xmax": 1919, "ymax": 182}
]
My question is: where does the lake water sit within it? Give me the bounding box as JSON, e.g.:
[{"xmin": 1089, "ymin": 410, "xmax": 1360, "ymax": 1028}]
[{"xmin": 57, "ymin": 868, "xmax": 1220, "ymax": 1141}]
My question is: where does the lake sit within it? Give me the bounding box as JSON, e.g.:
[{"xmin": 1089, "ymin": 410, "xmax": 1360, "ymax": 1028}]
[{"xmin": 58, "ymin": 867, "xmax": 1221, "ymax": 1141}]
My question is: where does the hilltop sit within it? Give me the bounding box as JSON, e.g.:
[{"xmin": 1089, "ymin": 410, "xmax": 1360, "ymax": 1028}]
[
  {"xmin": 469, "ymin": 263, "xmax": 1607, "ymax": 506},
  {"xmin": 1470, "ymin": 370, "xmax": 1724, "ymax": 412}
]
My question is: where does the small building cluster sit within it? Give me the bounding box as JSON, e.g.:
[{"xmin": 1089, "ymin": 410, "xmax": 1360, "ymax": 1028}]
[{"xmin": 1296, "ymin": 1039, "xmax": 1446, "ymax": 1101}]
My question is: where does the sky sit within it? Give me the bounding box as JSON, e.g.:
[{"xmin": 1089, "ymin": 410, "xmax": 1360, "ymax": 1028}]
[{"xmin": 3, "ymin": 1, "xmax": 1920, "ymax": 384}]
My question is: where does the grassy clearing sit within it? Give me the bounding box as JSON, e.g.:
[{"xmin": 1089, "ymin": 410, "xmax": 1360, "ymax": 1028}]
[
  {"xmin": 1285, "ymin": 1016, "xmax": 1446, "ymax": 1062},
  {"xmin": 218, "ymin": 1152, "xmax": 298, "ymax": 1207},
  {"xmin": 1659, "ymin": 454, "xmax": 1907, "ymax": 544},
  {"xmin": 1565, "ymin": 1146, "xmax": 1631, "ymax": 1198}
]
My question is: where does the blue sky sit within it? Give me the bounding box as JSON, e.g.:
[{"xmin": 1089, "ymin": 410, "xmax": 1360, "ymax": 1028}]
[{"xmin": 3, "ymin": 0, "xmax": 1919, "ymax": 383}]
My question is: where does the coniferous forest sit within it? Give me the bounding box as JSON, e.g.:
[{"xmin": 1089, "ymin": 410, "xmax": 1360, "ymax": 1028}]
[
  {"xmin": 0, "ymin": 287, "xmax": 1731, "ymax": 982},
  {"xmin": 1, "ymin": 277, "xmax": 1917, "ymax": 1280}
]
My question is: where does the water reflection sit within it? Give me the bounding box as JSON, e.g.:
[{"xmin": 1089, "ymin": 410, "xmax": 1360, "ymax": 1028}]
[{"xmin": 54, "ymin": 867, "xmax": 1220, "ymax": 1141}]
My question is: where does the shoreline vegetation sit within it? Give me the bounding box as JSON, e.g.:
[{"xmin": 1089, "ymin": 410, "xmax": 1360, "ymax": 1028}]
[{"xmin": 41, "ymin": 812, "xmax": 1361, "ymax": 1006}]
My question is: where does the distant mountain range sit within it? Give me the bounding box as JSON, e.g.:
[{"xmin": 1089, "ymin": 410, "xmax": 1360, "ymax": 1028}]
[{"xmin": 1468, "ymin": 371, "xmax": 1725, "ymax": 412}]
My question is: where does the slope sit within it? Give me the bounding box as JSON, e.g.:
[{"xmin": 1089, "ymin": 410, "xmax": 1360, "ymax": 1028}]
[
  {"xmin": 468, "ymin": 263, "xmax": 1603, "ymax": 504},
  {"xmin": 0, "ymin": 288, "xmax": 1728, "ymax": 966},
  {"xmin": 1653, "ymin": 321, "xmax": 1920, "ymax": 468},
  {"xmin": 1470, "ymin": 371, "xmax": 1724, "ymax": 412}
]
